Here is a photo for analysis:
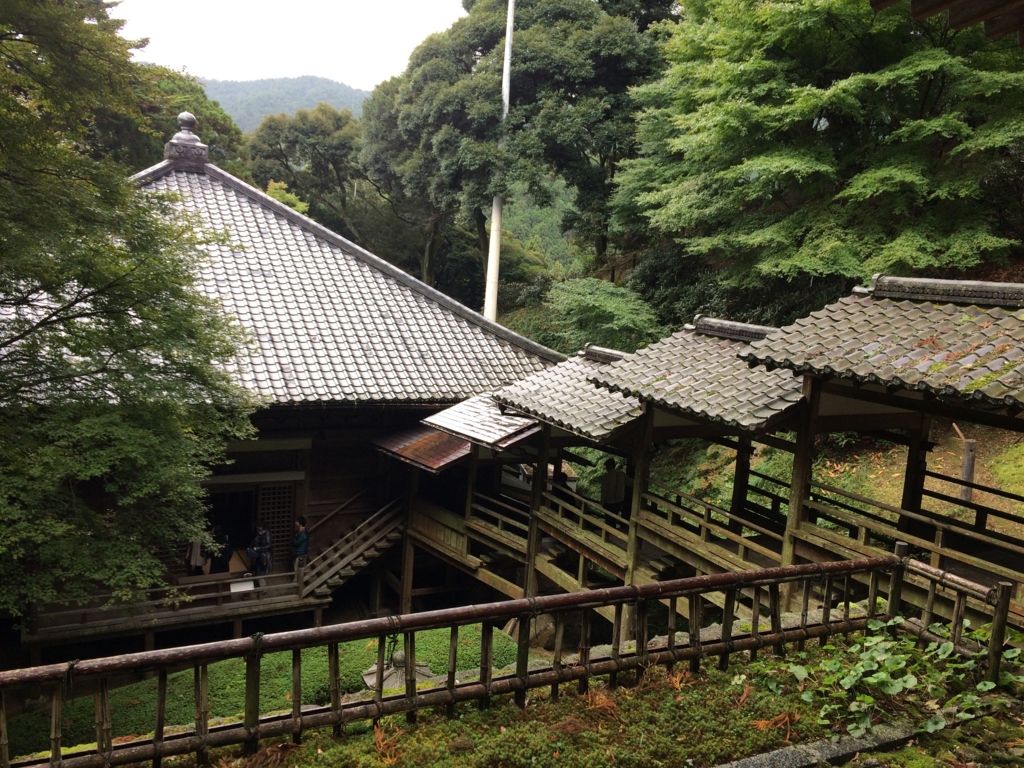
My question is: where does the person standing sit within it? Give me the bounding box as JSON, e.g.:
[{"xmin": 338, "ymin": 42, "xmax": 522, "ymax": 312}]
[
  {"xmin": 293, "ymin": 517, "xmax": 309, "ymax": 579},
  {"xmin": 600, "ymin": 458, "xmax": 627, "ymax": 517},
  {"xmin": 248, "ymin": 521, "xmax": 273, "ymax": 576},
  {"xmin": 185, "ymin": 537, "xmax": 207, "ymax": 576}
]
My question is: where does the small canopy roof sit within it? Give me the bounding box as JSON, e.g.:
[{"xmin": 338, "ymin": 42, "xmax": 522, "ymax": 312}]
[
  {"xmin": 493, "ymin": 346, "xmax": 643, "ymax": 443},
  {"xmin": 422, "ymin": 393, "xmax": 541, "ymax": 450},
  {"xmin": 372, "ymin": 426, "xmax": 470, "ymax": 474},
  {"xmin": 741, "ymin": 275, "xmax": 1024, "ymax": 410},
  {"xmin": 591, "ymin": 317, "xmax": 803, "ymax": 432},
  {"xmin": 870, "ymin": 0, "xmax": 1024, "ymax": 46}
]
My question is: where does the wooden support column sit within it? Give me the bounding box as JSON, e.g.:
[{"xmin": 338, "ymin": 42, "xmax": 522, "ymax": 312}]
[
  {"xmin": 729, "ymin": 434, "xmax": 753, "ymax": 533},
  {"xmin": 401, "ymin": 468, "xmax": 420, "ymax": 616},
  {"xmin": 898, "ymin": 417, "xmax": 931, "ymax": 536},
  {"xmin": 525, "ymin": 425, "xmax": 551, "ymax": 599},
  {"xmin": 782, "ymin": 377, "xmax": 821, "ymax": 609},
  {"xmin": 464, "ymin": 444, "xmax": 480, "ymax": 521},
  {"xmin": 622, "ymin": 405, "xmax": 654, "ymax": 644}
]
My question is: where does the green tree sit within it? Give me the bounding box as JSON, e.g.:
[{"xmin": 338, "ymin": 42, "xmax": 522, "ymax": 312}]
[
  {"xmin": 0, "ymin": 0, "xmax": 256, "ymax": 615},
  {"xmin": 360, "ymin": 0, "xmax": 663, "ymax": 282},
  {"xmin": 504, "ymin": 278, "xmax": 663, "ymax": 353},
  {"xmin": 617, "ymin": 0, "xmax": 1024, "ymax": 315}
]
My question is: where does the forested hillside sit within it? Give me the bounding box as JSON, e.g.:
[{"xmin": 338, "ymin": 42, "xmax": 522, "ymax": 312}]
[{"xmin": 201, "ymin": 75, "xmax": 370, "ymax": 131}]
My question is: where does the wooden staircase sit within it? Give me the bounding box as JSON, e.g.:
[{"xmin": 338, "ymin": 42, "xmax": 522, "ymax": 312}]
[{"xmin": 301, "ymin": 496, "xmax": 406, "ymax": 598}]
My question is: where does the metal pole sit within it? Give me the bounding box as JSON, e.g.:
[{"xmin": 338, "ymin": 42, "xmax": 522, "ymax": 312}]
[{"xmin": 483, "ymin": 0, "xmax": 515, "ymax": 321}]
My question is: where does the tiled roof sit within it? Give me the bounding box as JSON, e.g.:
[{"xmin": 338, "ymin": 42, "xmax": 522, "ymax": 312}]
[
  {"xmin": 422, "ymin": 394, "xmax": 541, "ymax": 450},
  {"xmin": 742, "ymin": 275, "xmax": 1024, "ymax": 408},
  {"xmin": 135, "ymin": 155, "xmax": 561, "ymax": 405},
  {"xmin": 493, "ymin": 351, "xmax": 643, "ymax": 442},
  {"xmin": 372, "ymin": 426, "xmax": 470, "ymax": 474},
  {"xmin": 591, "ymin": 317, "xmax": 803, "ymax": 431}
]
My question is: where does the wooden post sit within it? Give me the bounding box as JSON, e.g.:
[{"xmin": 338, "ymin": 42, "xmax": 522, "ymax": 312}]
[
  {"xmin": 243, "ymin": 653, "xmax": 258, "ymax": 756},
  {"xmin": 374, "ymin": 634, "xmax": 386, "ymax": 722},
  {"xmin": 887, "ymin": 542, "xmax": 909, "ymax": 631},
  {"xmin": 479, "ymin": 623, "xmax": 493, "ymax": 710},
  {"xmin": 526, "ymin": 426, "xmax": 551, "ymax": 598},
  {"xmin": 578, "ymin": 608, "xmax": 592, "ymax": 695},
  {"xmin": 152, "ymin": 670, "xmax": 166, "ymax": 768},
  {"xmin": 404, "ymin": 631, "xmax": 417, "ymax": 724},
  {"xmin": 551, "ymin": 614, "xmax": 565, "ymax": 701},
  {"xmin": 195, "ymin": 664, "xmax": 209, "ymax": 766},
  {"xmin": 1, "ymin": 689, "xmax": 9, "ymax": 768},
  {"xmin": 291, "ymin": 649, "xmax": 302, "ymax": 744},
  {"xmin": 610, "ymin": 603, "xmax": 623, "ymax": 689},
  {"xmin": 49, "ymin": 684, "xmax": 61, "ymax": 768},
  {"xmin": 401, "ymin": 468, "xmax": 419, "ymax": 615},
  {"xmin": 987, "ymin": 582, "xmax": 1014, "ymax": 684},
  {"xmin": 515, "ymin": 612, "xmax": 532, "ymax": 708},
  {"xmin": 898, "ymin": 417, "xmax": 931, "ymax": 535},
  {"xmin": 688, "ymin": 595, "xmax": 702, "ymax": 674},
  {"xmin": 464, "ymin": 444, "xmax": 480, "ymax": 521},
  {"xmin": 93, "ymin": 678, "xmax": 112, "ymax": 760},
  {"xmin": 729, "ymin": 435, "xmax": 753, "ymax": 528},
  {"xmin": 782, "ymin": 377, "xmax": 821, "ymax": 609},
  {"xmin": 622, "ymin": 405, "xmax": 654, "ymax": 644},
  {"xmin": 719, "ymin": 591, "xmax": 736, "ymax": 671},
  {"xmin": 446, "ymin": 625, "xmax": 459, "ymax": 719},
  {"xmin": 960, "ymin": 438, "xmax": 977, "ymax": 503},
  {"xmin": 768, "ymin": 584, "xmax": 784, "ymax": 657},
  {"xmin": 328, "ymin": 643, "xmax": 341, "ymax": 736}
]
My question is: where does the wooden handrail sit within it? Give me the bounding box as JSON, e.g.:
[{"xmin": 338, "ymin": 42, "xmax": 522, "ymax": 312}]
[
  {"xmin": 307, "ymin": 487, "xmax": 370, "ymax": 535},
  {"xmin": 923, "ymin": 469, "xmax": 1024, "ymax": 506},
  {"xmin": 14, "ymin": 552, "xmax": 1016, "ymax": 768},
  {"xmin": 644, "ymin": 491, "xmax": 785, "ymax": 544}
]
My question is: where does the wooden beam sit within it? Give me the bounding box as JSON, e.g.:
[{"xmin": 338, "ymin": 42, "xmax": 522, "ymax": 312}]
[
  {"xmin": 226, "ymin": 438, "xmax": 312, "ymax": 453},
  {"xmin": 949, "ymin": 0, "xmax": 1024, "ymax": 28},
  {"xmin": 622, "ymin": 405, "xmax": 655, "ymax": 645},
  {"xmin": 651, "ymin": 425, "xmax": 732, "ymax": 441},
  {"xmin": 985, "ymin": 6, "xmax": 1024, "ymax": 36},
  {"xmin": 561, "ymin": 449, "xmax": 595, "ymax": 468},
  {"xmin": 526, "ymin": 426, "xmax": 551, "ymax": 598},
  {"xmin": 820, "ymin": 381, "xmax": 1024, "ymax": 432},
  {"xmin": 815, "ymin": 412, "xmax": 923, "ymax": 434},
  {"xmin": 910, "ymin": 0, "xmax": 959, "ymax": 19},
  {"xmin": 755, "ymin": 433, "xmax": 798, "ymax": 453},
  {"xmin": 202, "ymin": 471, "xmax": 304, "ymax": 486}
]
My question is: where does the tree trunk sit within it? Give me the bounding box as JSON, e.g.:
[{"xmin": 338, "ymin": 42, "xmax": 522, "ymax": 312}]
[{"xmin": 420, "ymin": 216, "xmax": 443, "ymax": 286}]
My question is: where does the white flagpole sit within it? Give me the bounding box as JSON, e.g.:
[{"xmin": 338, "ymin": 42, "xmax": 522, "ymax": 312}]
[{"xmin": 483, "ymin": 0, "xmax": 515, "ymax": 322}]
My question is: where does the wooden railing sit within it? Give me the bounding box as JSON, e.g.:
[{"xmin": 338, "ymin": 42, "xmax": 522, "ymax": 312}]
[
  {"xmin": 800, "ymin": 481, "xmax": 1024, "ymax": 620},
  {"xmin": 467, "ymin": 492, "xmax": 530, "ymax": 551},
  {"xmin": 24, "ymin": 572, "xmax": 308, "ymax": 640},
  {"xmin": 306, "ymin": 488, "xmax": 370, "ymax": 536},
  {"xmin": 644, "ymin": 480, "xmax": 784, "ymax": 568},
  {"xmin": 540, "ymin": 484, "xmax": 630, "ymax": 553},
  {"xmin": 1, "ymin": 556, "xmax": 909, "ymax": 768},
  {"xmin": 300, "ymin": 497, "xmax": 405, "ymax": 597}
]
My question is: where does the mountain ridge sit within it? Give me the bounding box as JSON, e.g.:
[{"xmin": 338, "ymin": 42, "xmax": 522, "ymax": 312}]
[{"xmin": 200, "ymin": 75, "xmax": 370, "ymax": 132}]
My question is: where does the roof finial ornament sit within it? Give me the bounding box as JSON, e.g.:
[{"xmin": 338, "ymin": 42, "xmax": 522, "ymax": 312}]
[{"xmin": 164, "ymin": 110, "xmax": 209, "ymax": 171}]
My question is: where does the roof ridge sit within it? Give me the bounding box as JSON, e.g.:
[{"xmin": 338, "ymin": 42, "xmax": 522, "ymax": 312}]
[
  {"xmin": 133, "ymin": 159, "xmax": 565, "ymax": 365},
  {"xmin": 868, "ymin": 274, "xmax": 1024, "ymax": 309},
  {"xmin": 686, "ymin": 315, "xmax": 776, "ymax": 343},
  {"xmin": 581, "ymin": 344, "xmax": 626, "ymax": 363}
]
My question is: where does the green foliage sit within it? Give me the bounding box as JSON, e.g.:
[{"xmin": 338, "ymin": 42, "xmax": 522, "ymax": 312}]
[
  {"xmin": 266, "ymin": 181, "xmax": 310, "ymax": 214},
  {"xmin": 202, "ymin": 76, "xmax": 371, "ymax": 132},
  {"xmin": 617, "ymin": 0, "xmax": 1024, "ymax": 318},
  {"xmin": 6, "ymin": 626, "xmax": 516, "ymax": 758},
  {"xmin": 502, "ymin": 278, "xmax": 663, "ymax": 353},
  {"xmin": 0, "ymin": 0, "xmax": 256, "ymax": 614}
]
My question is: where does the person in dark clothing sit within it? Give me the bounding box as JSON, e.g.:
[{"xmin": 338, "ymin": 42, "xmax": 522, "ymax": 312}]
[
  {"xmin": 248, "ymin": 521, "xmax": 273, "ymax": 576},
  {"xmin": 293, "ymin": 517, "xmax": 309, "ymax": 574}
]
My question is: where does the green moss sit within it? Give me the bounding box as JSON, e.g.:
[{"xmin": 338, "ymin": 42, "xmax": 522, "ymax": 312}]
[{"xmin": 963, "ymin": 360, "xmax": 1018, "ymax": 392}]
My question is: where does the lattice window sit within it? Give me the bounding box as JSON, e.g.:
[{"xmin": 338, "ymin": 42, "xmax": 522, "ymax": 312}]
[{"xmin": 258, "ymin": 483, "xmax": 295, "ymax": 572}]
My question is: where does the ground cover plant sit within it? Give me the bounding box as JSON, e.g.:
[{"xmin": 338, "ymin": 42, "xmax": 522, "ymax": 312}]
[{"xmin": 6, "ymin": 625, "xmax": 516, "ymax": 758}]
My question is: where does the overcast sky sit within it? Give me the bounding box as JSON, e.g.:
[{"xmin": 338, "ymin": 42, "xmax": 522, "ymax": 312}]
[{"xmin": 112, "ymin": 0, "xmax": 468, "ymax": 92}]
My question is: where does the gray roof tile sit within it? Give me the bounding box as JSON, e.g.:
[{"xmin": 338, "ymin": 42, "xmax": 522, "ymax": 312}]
[
  {"xmin": 591, "ymin": 318, "xmax": 803, "ymax": 431},
  {"xmin": 136, "ymin": 161, "xmax": 562, "ymax": 405},
  {"xmin": 493, "ymin": 355, "xmax": 643, "ymax": 442},
  {"xmin": 742, "ymin": 276, "xmax": 1024, "ymax": 408}
]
